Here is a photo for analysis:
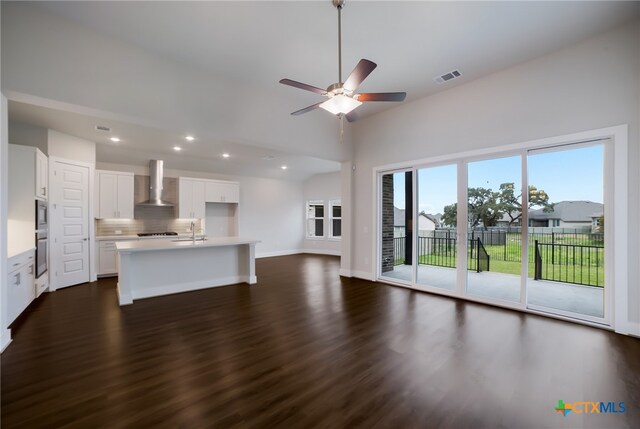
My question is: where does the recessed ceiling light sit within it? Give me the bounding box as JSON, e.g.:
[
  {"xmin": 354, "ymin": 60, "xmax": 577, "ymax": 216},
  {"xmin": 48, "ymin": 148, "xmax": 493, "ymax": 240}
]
[
  {"xmin": 222, "ymin": 153, "xmax": 230, "ymax": 158},
  {"xmin": 185, "ymin": 135, "xmax": 195, "ymax": 141},
  {"xmin": 281, "ymin": 165, "xmax": 288, "ymax": 170},
  {"xmin": 173, "ymin": 146, "xmax": 182, "ymax": 151},
  {"xmin": 110, "ymin": 137, "xmax": 120, "ymax": 142}
]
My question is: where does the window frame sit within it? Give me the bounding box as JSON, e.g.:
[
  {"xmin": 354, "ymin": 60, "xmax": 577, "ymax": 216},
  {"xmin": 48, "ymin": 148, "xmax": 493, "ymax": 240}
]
[
  {"xmin": 306, "ymin": 200, "xmax": 326, "ymax": 238},
  {"xmin": 329, "ymin": 199, "xmax": 342, "ymax": 240}
]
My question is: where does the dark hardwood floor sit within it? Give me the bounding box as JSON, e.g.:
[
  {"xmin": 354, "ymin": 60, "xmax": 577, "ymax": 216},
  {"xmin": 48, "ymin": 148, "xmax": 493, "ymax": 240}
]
[{"xmin": 2, "ymin": 254, "xmax": 639, "ymax": 428}]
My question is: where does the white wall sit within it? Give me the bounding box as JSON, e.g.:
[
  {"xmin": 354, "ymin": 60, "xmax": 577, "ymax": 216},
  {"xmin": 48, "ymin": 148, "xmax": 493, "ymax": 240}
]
[
  {"xmin": 48, "ymin": 130, "xmax": 95, "ymax": 164},
  {"xmin": 349, "ymin": 21, "xmax": 640, "ymax": 332},
  {"xmin": 302, "ymin": 172, "xmax": 342, "ymax": 256},
  {"xmin": 8, "ymin": 121, "xmax": 48, "ymax": 154},
  {"xmin": 1, "ymin": 94, "xmax": 12, "ymax": 351},
  {"xmin": 97, "ymin": 162, "xmax": 304, "ymax": 258}
]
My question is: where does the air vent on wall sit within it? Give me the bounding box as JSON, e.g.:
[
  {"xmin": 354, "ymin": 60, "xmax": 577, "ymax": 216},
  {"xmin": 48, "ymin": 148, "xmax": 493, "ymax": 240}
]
[
  {"xmin": 95, "ymin": 125, "xmax": 111, "ymax": 132},
  {"xmin": 434, "ymin": 69, "xmax": 462, "ymax": 84}
]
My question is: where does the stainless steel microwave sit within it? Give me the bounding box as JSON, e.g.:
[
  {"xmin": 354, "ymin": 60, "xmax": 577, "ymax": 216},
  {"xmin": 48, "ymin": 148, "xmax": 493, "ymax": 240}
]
[{"xmin": 36, "ymin": 199, "xmax": 48, "ymax": 230}]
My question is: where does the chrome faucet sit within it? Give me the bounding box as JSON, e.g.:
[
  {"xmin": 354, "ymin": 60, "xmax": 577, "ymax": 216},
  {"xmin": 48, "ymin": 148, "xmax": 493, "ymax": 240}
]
[{"xmin": 190, "ymin": 221, "xmax": 196, "ymax": 242}]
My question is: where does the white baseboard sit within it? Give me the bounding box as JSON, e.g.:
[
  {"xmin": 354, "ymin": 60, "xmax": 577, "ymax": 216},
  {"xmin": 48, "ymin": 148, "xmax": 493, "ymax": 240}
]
[
  {"xmin": 0, "ymin": 328, "xmax": 12, "ymax": 353},
  {"xmin": 351, "ymin": 270, "xmax": 375, "ymax": 282},
  {"xmin": 256, "ymin": 249, "xmax": 303, "ymax": 259},
  {"xmin": 302, "ymin": 249, "xmax": 341, "ymax": 256},
  {"xmin": 616, "ymin": 320, "xmax": 640, "ymax": 337},
  {"xmin": 130, "ymin": 276, "xmax": 248, "ymax": 302},
  {"xmin": 339, "ymin": 268, "xmax": 352, "ymax": 277}
]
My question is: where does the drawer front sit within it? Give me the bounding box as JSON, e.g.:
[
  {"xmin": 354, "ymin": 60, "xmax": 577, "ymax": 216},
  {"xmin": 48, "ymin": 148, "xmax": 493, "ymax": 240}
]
[{"xmin": 8, "ymin": 250, "xmax": 35, "ymax": 273}]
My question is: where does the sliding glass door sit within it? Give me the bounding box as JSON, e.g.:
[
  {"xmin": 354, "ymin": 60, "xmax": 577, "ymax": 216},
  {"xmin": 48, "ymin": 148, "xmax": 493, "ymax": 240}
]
[
  {"xmin": 377, "ymin": 139, "xmax": 611, "ymax": 325},
  {"xmin": 466, "ymin": 156, "xmax": 522, "ymax": 303},
  {"xmin": 526, "ymin": 143, "xmax": 606, "ymax": 320},
  {"xmin": 415, "ymin": 164, "xmax": 458, "ymax": 291}
]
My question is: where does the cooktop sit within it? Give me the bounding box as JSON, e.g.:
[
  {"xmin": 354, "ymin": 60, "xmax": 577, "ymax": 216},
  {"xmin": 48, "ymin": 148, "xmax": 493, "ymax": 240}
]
[{"xmin": 137, "ymin": 232, "xmax": 178, "ymax": 237}]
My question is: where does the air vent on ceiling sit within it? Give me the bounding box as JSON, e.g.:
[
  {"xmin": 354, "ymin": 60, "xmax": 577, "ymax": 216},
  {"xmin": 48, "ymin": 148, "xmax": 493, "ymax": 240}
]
[
  {"xmin": 434, "ymin": 69, "xmax": 462, "ymax": 84},
  {"xmin": 95, "ymin": 125, "xmax": 111, "ymax": 132}
]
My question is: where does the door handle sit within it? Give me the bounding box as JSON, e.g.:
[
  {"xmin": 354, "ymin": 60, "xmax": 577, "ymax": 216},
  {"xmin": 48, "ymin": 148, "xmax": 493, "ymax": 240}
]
[{"xmin": 83, "ymin": 238, "xmax": 88, "ymax": 241}]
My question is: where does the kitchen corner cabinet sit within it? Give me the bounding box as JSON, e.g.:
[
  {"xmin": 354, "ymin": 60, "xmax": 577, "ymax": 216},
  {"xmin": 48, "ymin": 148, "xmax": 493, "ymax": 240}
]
[
  {"xmin": 9, "ymin": 144, "xmax": 48, "ymax": 201},
  {"xmin": 205, "ymin": 181, "xmax": 239, "ymax": 203},
  {"xmin": 178, "ymin": 178, "xmax": 206, "ymax": 219},
  {"xmin": 96, "ymin": 170, "xmax": 134, "ymax": 219}
]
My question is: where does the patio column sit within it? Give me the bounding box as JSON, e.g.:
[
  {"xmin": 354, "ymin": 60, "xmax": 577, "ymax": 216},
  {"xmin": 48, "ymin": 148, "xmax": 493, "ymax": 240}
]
[
  {"xmin": 404, "ymin": 171, "xmax": 413, "ymax": 265},
  {"xmin": 381, "ymin": 174, "xmax": 394, "ymax": 273}
]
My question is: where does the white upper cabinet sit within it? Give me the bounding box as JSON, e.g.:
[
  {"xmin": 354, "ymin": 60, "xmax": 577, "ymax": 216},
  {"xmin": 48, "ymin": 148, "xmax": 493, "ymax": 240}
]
[
  {"xmin": 178, "ymin": 178, "xmax": 206, "ymax": 218},
  {"xmin": 35, "ymin": 151, "xmax": 48, "ymax": 200},
  {"xmin": 205, "ymin": 181, "xmax": 239, "ymax": 203},
  {"xmin": 96, "ymin": 170, "xmax": 134, "ymax": 219}
]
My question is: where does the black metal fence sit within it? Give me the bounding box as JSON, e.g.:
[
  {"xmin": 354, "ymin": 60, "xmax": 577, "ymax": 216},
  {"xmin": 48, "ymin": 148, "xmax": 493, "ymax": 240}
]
[
  {"xmin": 534, "ymin": 240, "xmax": 603, "ymax": 287},
  {"xmin": 397, "ymin": 236, "xmax": 490, "ymax": 273},
  {"xmin": 393, "ymin": 237, "xmax": 405, "ymax": 264},
  {"xmin": 392, "ymin": 229, "xmax": 604, "ymax": 287}
]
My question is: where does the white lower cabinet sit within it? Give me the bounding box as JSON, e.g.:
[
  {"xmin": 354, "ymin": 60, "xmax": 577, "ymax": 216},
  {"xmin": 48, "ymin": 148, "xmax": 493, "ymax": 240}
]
[
  {"xmin": 97, "ymin": 240, "xmax": 123, "ymax": 276},
  {"xmin": 6, "ymin": 250, "xmax": 36, "ymax": 326}
]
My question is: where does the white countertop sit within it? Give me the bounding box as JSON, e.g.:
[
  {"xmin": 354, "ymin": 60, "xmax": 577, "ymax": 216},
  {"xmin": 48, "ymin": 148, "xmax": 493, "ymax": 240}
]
[
  {"xmin": 116, "ymin": 236, "xmax": 260, "ymax": 253},
  {"xmin": 96, "ymin": 234, "xmax": 205, "ymax": 241},
  {"xmin": 8, "ymin": 246, "xmax": 35, "ymax": 260}
]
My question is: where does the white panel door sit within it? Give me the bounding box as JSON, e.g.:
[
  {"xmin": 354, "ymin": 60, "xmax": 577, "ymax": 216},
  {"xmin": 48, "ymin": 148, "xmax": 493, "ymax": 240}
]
[{"xmin": 53, "ymin": 161, "xmax": 90, "ymax": 288}]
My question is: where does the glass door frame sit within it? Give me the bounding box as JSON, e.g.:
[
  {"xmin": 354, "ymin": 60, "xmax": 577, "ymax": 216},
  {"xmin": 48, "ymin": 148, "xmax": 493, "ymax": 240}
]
[
  {"xmin": 523, "ymin": 140, "xmax": 613, "ymax": 326},
  {"xmin": 374, "ymin": 127, "xmax": 625, "ymax": 330}
]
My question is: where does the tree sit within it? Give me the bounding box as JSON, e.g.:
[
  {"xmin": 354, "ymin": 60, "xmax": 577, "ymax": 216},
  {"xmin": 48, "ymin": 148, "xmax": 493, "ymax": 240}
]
[
  {"xmin": 442, "ymin": 203, "xmax": 457, "ymax": 227},
  {"xmin": 467, "ymin": 187, "xmax": 501, "ymax": 229},
  {"xmin": 499, "ymin": 183, "xmax": 554, "ymax": 226},
  {"xmin": 441, "ymin": 187, "xmax": 501, "ymax": 229},
  {"xmin": 440, "ymin": 183, "xmax": 553, "ymax": 229}
]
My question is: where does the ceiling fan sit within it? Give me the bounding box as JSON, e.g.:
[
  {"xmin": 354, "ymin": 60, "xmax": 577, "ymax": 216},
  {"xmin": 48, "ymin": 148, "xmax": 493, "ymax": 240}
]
[{"xmin": 279, "ymin": 0, "xmax": 406, "ymax": 122}]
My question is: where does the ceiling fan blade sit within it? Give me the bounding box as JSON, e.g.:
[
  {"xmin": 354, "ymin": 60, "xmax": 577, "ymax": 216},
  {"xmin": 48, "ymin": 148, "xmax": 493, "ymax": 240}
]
[
  {"xmin": 279, "ymin": 79, "xmax": 327, "ymax": 95},
  {"xmin": 291, "ymin": 102, "xmax": 323, "ymax": 116},
  {"xmin": 357, "ymin": 92, "xmax": 407, "ymax": 102},
  {"xmin": 345, "ymin": 111, "xmax": 358, "ymax": 123},
  {"xmin": 343, "ymin": 59, "xmax": 377, "ymax": 92}
]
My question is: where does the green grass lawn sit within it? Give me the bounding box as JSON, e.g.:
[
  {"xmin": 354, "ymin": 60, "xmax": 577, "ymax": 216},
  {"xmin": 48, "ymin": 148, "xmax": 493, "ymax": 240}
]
[{"xmin": 417, "ymin": 253, "xmax": 604, "ymax": 287}]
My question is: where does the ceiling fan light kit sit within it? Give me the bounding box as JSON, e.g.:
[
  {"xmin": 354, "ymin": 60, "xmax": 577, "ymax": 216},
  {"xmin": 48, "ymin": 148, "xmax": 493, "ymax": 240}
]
[
  {"xmin": 320, "ymin": 94, "xmax": 362, "ymax": 115},
  {"xmin": 279, "ymin": 0, "xmax": 406, "ymax": 122}
]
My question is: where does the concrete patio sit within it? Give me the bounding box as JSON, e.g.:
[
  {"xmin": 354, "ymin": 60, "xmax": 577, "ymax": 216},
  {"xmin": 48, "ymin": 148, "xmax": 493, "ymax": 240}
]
[{"xmin": 381, "ymin": 264, "xmax": 604, "ymax": 318}]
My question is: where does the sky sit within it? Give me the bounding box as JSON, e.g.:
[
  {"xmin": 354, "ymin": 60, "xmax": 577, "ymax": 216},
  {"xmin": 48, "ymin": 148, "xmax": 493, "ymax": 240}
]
[{"xmin": 391, "ymin": 144, "xmax": 604, "ymax": 214}]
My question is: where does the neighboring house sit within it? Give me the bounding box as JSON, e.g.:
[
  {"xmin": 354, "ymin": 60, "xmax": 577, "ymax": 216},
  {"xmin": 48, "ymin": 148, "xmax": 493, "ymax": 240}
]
[
  {"xmin": 394, "ymin": 207, "xmax": 442, "ymax": 237},
  {"xmin": 528, "ymin": 201, "xmax": 603, "ymax": 231},
  {"xmin": 418, "ymin": 212, "xmax": 439, "ymax": 234},
  {"xmin": 496, "ymin": 213, "xmax": 522, "ymax": 228}
]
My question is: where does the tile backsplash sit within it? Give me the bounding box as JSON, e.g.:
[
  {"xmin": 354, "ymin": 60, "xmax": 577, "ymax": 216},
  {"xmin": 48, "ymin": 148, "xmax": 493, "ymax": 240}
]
[{"xmin": 95, "ymin": 175, "xmax": 202, "ymax": 236}]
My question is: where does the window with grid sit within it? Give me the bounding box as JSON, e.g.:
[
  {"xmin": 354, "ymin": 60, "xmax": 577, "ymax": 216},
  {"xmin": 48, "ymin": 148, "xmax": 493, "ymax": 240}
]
[
  {"xmin": 330, "ymin": 200, "xmax": 341, "ymax": 238},
  {"xmin": 306, "ymin": 200, "xmax": 325, "ymax": 238}
]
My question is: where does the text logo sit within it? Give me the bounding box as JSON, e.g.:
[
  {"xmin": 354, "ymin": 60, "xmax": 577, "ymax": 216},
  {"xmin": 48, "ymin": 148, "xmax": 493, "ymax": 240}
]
[{"xmin": 555, "ymin": 400, "xmax": 626, "ymax": 416}]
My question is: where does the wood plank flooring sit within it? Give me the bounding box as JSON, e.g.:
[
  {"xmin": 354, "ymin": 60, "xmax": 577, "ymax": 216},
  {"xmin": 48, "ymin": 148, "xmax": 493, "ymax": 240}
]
[{"xmin": 2, "ymin": 254, "xmax": 639, "ymax": 428}]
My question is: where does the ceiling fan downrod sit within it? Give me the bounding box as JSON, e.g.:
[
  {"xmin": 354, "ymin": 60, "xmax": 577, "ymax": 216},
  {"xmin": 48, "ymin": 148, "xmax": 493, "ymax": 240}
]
[{"xmin": 333, "ymin": 0, "xmax": 345, "ymax": 84}]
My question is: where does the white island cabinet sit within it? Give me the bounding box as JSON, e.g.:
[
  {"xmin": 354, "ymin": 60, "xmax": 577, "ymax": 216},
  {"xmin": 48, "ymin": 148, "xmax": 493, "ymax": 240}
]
[{"xmin": 116, "ymin": 237, "xmax": 259, "ymax": 305}]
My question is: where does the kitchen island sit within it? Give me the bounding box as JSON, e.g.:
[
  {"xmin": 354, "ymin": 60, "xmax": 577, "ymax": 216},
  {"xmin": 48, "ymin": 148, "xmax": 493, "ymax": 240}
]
[{"xmin": 116, "ymin": 237, "xmax": 260, "ymax": 305}]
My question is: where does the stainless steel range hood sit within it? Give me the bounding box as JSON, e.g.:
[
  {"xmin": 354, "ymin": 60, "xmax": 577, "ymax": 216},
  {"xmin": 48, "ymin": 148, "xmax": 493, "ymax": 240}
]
[{"xmin": 136, "ymin": 160, "xmax": 174, "ymax": 206}]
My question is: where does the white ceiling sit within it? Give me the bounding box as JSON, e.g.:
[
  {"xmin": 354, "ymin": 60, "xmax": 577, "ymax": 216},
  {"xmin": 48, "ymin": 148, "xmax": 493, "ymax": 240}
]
[
  {"xmin": 8, "ymin": 100, "xmax": 341, "ymax": 181},
  {"xmin": 36, "ymin": 1, "xmax": 639, "ymax": 117},
  {"xmin": 5, "ymin": 1, "xmax": 639, "ymax": 180}
]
